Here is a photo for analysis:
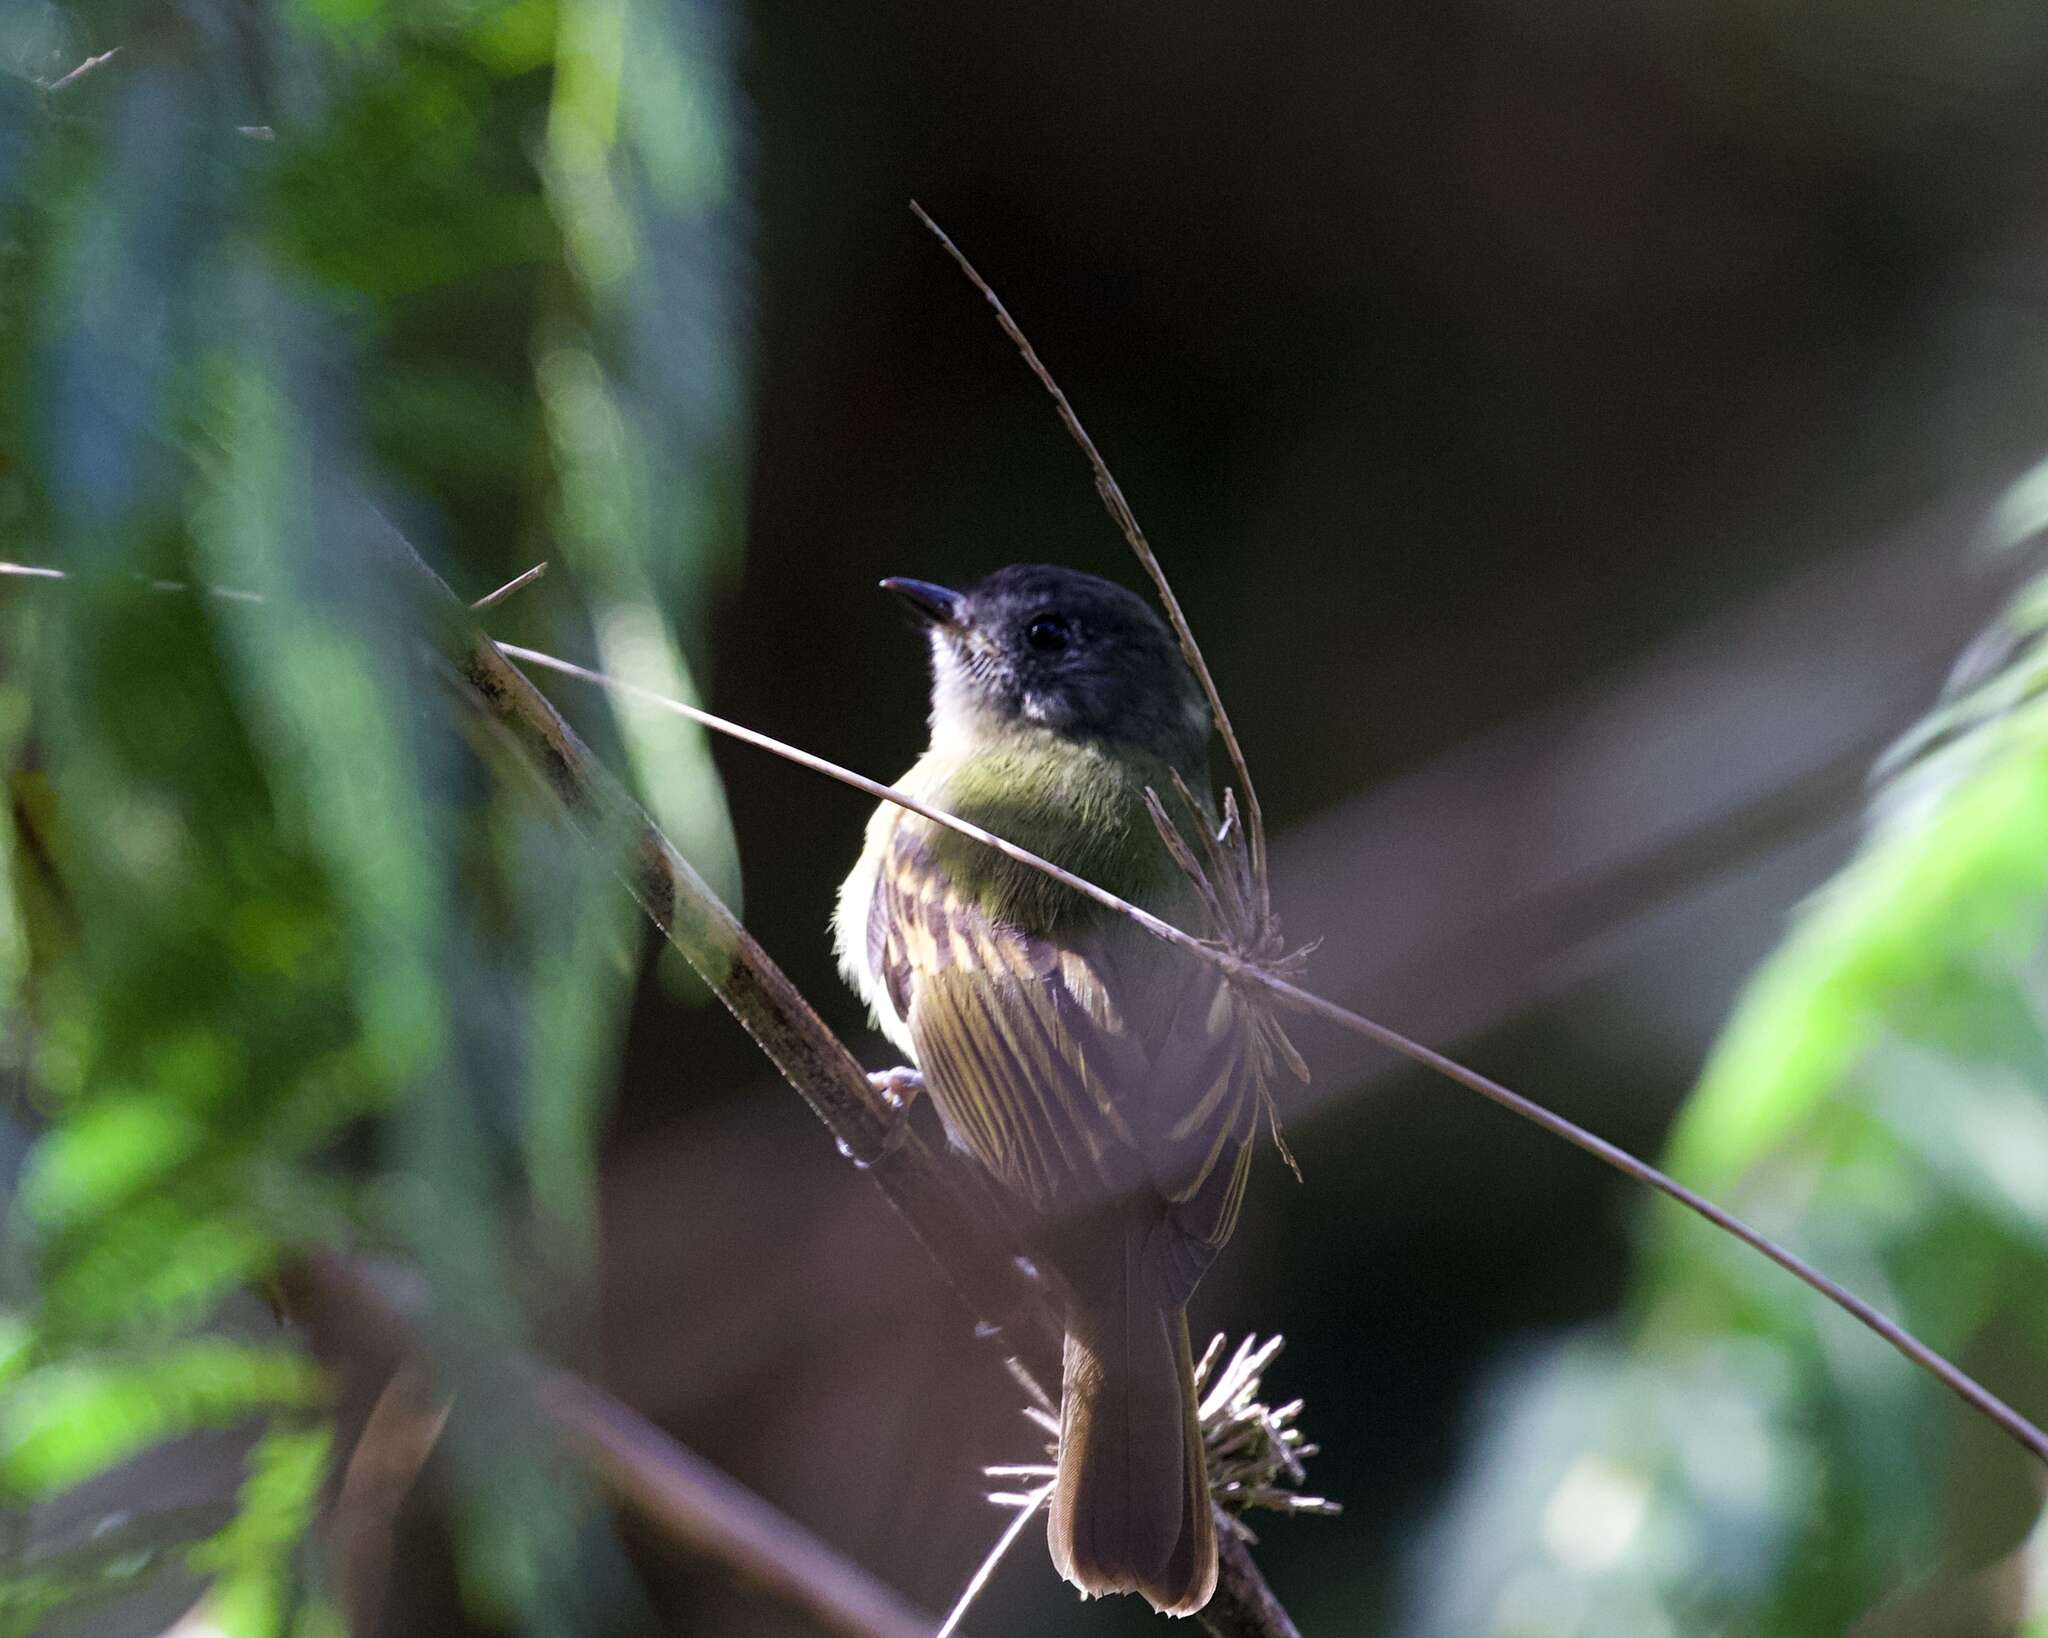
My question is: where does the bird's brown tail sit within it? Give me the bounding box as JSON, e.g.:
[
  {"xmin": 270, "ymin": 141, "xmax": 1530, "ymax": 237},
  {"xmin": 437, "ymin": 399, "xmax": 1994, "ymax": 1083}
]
[{"xmin": 1046, "ymin": 1239, "xmax": 1216, "ymax": 1616}]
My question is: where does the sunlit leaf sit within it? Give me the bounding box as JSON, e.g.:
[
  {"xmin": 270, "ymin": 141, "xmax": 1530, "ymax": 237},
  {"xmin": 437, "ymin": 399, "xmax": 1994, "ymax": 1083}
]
[
  {"xmin": 188, "ymin": 1424, "xmax": 335, "ymax": 1637},
  {"xmin": 1, "ymin": 3, "xmax": 747, "ymax": 1630},
  {"xmin": 3, "ymin": 1342, "xmax": 323, "ymax": 1495},
  {"xmin": 1412, "ymin": 556, "xmax": 2048, "ymax": 1636}
]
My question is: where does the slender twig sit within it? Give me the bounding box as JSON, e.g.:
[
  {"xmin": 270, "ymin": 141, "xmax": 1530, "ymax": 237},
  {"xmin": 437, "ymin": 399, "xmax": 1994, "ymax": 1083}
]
[
  {"xmin": 0, "ymin": 562, "xmax": 262, "ymax": 602},
  {"xmin": 912, "ymin": 208, "xmax": 1309, "ymax": 1179},
  {"xmin": 903, "ymin": 210, "xmax": 2048, "ymax": 1468},
  {"xmin": 937, "ymin": 1481, "xmax": 1052, "ymax": 1638},
  {"xmin": 0, "ymin": 559, "xmax": 537, "ymax": 613},
  {"xmin": 7, "ymin": 552, "xmax": 2038, "ymax": 1471},
  {"xmin": 283, "ymin": 1255, "xmax": 937, "ymax": 1638},
  {"xmin": 470, "ymin": 562, "xmax": 549, "ymax": 611},
  {"xmin": 909, "ymin": 202, "xmax": 1269, "ymax": 894},
  {"xmin": 489, "ymin": 641, "xmax": 2048, "ymax": 1471},
  {"xmin": 495, "ymin": 643, "xmax": 1196, "ymax": 948},
  {"xmin": 38, "ymin": 48, "xmax": 120, "ymax": 95},
  {"xmin": 10, "ymin": 545, "xmax": 2047, "ymax": 1483},
  {"xmin": 329, "ymin": 1364, "xmax": 451, "ymax": 1638},
  {"xmin": 537, "ymin": 1372, "xmax": 938, "ymax": 1638}
]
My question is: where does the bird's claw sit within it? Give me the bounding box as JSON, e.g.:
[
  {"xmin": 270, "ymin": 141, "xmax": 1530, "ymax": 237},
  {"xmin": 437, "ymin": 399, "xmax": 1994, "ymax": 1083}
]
[{"xmin": 866, "ymin": 1066, "xmax": 924, "ymax": 1155}]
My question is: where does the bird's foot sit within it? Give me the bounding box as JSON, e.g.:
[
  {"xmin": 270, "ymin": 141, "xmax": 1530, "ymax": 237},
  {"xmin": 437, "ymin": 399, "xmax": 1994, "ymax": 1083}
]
[{"xmin": 866, "ymin": 1066, "xmax": 924, "ymax": 1154}]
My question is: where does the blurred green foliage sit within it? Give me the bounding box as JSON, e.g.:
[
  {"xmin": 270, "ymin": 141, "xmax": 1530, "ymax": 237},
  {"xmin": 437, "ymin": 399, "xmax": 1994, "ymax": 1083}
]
[
  {"xmin": 1405, "ymin": 552, "xmax": 2048, "ymax": 1636},
  {"xmin": 0, "ymin": 1, "xmax": 745, "ymax": 1631},
  {"xmin": 9, "ymin": 0, "xmax": 2047, "ymax": 1633}
]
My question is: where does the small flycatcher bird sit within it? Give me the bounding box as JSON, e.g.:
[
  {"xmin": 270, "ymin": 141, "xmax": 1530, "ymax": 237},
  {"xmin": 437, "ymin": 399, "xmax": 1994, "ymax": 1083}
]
[{"xmin": 836, "ymin": 564, "xmax": 1265, "ymax": 1615}]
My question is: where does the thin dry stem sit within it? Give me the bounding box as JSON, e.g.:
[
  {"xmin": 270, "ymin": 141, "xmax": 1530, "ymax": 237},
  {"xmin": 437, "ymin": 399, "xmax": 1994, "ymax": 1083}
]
[
  {"xmin": 910, "ymin": 206, "xmax": 1310, "ymax": 1176},
  {"xmin": 471, "ymin": 562, "xmax": 549, "ymax": 611},
  {"xmin": 909, "ymin": 202, "xmax": 1270, "ymax": 894},
  {"xmin": 936, "ymin": 1481, "xmax": 1053, "ymax": 1638},
  {"xmin": 895, "ymin": 209, "xmax": 2048, "ymax": 1473},
  {"xmin": 7, "ymin": 552, "xmax": 2045, "ymax": 1472},
  {"xmin": 39, "ymin": 48, "xmax": 120, "ymax": 95},
  {"xmin": 496, "ymin": 642, "xmax": 1204, "ymax": 954},
  {"xmin": 285, "ymin": 1255, "xmax": 936, "ymax": 1638},
  {"xmin": 489, "ymin": 637, "xmax": 2048, "ymax": 1473},
  {"xmin": 329, "ymin": 1363, "xmax": 451, "ymax": 1638}
]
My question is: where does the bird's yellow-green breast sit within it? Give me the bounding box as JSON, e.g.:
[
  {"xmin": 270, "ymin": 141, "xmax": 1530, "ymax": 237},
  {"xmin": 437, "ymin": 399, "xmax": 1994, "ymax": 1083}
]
[
  {"xmin": 900, "ymin": 728, "xmax": 1191, "ymax": 932},
  {"xmin": 834, "ymin": 724, "xmax": 1198, "ymax": 1051}
]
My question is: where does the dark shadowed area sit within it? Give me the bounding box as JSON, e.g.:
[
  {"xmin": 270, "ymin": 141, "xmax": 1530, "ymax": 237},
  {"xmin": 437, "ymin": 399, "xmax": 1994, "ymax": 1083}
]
[
  {"xmin": 652, "ymin": 5, "xmax": 2048, "ymax": 1631},
  {"xmin": 6, "ymin": 1, "xmax": 2048, "ymax": 1634}
]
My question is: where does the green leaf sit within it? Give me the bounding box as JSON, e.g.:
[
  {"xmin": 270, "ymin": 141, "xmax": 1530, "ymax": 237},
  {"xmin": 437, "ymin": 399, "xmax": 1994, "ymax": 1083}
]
[
  {"xmin": 1670, "ymin": 710, "xmax": 2048, "ymax": 1191},
  {"xmin": 3, "ymin": 1342, "xmax": 324, "ymax": 1496},
  {"xmin": 189, "ymin": 1424, "xmax": 336, "ymax": 1638}
]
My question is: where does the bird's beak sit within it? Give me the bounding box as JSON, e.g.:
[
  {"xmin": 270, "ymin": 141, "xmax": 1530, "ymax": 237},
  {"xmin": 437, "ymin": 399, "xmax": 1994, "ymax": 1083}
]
[{"xmin": 879, "ymin": 576, "xmax": 968, "ymax": 629}]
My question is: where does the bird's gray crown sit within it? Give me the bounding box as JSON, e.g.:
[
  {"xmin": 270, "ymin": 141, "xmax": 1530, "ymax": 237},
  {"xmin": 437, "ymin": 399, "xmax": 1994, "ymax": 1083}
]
[{"xmin": 890, "ymin": 563, "xmax": 1213, "ymax": 775}]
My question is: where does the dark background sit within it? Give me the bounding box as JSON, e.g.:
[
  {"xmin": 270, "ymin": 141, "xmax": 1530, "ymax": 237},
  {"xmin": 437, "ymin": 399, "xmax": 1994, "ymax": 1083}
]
[
  {"xmin": 12, "ymin": 0, "xmax": 2048, "ymax": 1632},
  {"xmin": 564, "ymin": 3, "xmax": 2048, "ymax": 1633}
]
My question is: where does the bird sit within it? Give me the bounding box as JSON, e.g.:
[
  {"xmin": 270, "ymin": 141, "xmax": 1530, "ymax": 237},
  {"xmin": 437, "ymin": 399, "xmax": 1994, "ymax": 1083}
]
[{"xmin": 835, "ymin": 563, "xmax": 1266, "ymax": 1615}]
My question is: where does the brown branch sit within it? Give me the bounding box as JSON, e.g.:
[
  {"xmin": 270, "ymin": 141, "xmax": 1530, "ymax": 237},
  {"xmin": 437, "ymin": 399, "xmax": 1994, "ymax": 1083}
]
[
  {"xmin": 366, "ymin": 523, "xmax": 1304, "ymax": 1634},
  {"xmin": 329, "ymin": 1364, "xmax": 451, "ymax": 1637},
  {"xmin": 1204, "ymin": 1542, "xmax": 1303, "ymax": 1638},
  {"xmin": 536, "ymin": 1372, "xmax": 941, "ymax": 1638},
  {"xmin": 283, "ymin": 1255, "xmax": 937, "ymax": 1638}
]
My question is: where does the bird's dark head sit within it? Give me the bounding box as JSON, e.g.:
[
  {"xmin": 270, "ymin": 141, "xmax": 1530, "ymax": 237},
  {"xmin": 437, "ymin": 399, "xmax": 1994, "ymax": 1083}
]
[{"xmin": 882, "ymin": 564, "xmax": 1211, "ymax": 772}]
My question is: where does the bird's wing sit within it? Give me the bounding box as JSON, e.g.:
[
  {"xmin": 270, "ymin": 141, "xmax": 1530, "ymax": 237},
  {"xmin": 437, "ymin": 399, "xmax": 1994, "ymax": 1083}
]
[
  {"xmin": 871, "ymin": 817, "xmax": 1262, "ymax": 1305},
  {"xmin": 1127, "ymin": 951, "xmax": 1263, "ymax": 1305}
]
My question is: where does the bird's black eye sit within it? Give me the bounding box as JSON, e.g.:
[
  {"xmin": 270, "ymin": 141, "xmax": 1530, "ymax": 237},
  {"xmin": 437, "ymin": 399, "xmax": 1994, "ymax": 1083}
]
[{"xmin": 1024, "ymin": 614, "xmax": 1072, "ymax": 654}]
